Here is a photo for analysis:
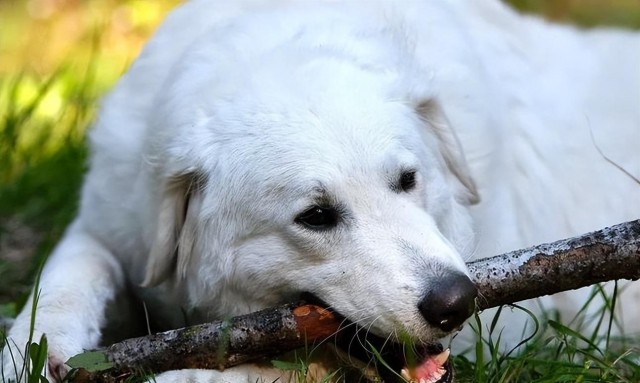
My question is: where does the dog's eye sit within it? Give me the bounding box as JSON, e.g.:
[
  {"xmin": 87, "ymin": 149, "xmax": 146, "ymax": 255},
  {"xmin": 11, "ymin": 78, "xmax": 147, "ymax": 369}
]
[
  {"xmin": 399, "ymin": 170, "xmax": 417, "ymax": 192},
  {"xmin": 295, "ymin": 206, "xmax": 339, "ymax": 229}
]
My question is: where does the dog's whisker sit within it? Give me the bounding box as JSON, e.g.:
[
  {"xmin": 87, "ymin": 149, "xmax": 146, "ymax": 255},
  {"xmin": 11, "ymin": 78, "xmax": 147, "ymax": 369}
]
[{"xmin": 304, "ymin": 307, "xmax": 393, "ymax": 359}]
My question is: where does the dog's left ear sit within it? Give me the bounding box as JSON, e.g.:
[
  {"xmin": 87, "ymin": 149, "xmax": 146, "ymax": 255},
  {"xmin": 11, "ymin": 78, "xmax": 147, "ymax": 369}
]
[
  {"xmin": 416, "ymin": 99, "xmax": 480, "ymax": 205},
  {"xmin": 142, "ymin": 172, "xmax": 202, "ymax": 287}
]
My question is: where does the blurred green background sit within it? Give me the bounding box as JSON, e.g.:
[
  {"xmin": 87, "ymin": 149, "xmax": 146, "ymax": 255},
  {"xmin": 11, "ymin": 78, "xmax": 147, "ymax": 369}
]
[
  {"xmin": 0, "ymin": 0, "xmax": 639, "ymax": 310},
  {"xmin": 0, "ymin": 0, "xmax": 182, "ymax": 313}
]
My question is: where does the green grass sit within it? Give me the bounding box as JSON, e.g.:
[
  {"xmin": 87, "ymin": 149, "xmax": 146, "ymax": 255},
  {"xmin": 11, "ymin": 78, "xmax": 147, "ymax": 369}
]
[
  {"xmin": 1, "ymin": 268, "xmax": 49, "ymax": 383},
  {"xmin": 0, "ymin": 68, "xmax": 91, "ymax": 381},
  {"xmin": 0, "ymin": 67, "xmax": 93, "ymax": 307},
  {"xmin": 454, "ymin": 286, "xmax": 640, "ymax": 383}
]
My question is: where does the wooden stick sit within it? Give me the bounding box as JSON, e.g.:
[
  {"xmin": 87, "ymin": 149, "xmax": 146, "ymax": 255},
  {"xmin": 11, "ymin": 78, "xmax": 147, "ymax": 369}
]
[
  {"xmin": 68, "ymin": 303, "xmax": 343, "ymax": 382},
  {"xmin": 469, "ymin": 219, "xmax": 640, "ymax": 309},
  {"xmin": 67, "ymin": 219, "xmax": 640, "ymax": 382}
]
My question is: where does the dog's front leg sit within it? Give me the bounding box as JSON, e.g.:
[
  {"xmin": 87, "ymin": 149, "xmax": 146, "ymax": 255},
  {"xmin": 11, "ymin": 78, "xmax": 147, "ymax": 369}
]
[{"xmin": 1, "ymin": 219, "xmax": 126, "ymax": 382}]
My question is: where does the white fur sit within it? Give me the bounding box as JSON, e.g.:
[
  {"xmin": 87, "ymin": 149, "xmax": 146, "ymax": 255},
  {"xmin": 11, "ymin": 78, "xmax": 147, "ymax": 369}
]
[{"xmin": 3, "ymin": 1, "xmax": 639, "ymax": 382}]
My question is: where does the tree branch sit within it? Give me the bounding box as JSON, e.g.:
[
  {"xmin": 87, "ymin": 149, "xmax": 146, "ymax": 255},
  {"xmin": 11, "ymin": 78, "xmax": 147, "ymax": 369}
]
[
  {"xmin": 469, "ymin": 219, "xmax": 640, "ymax": 309},
  {"xmin": 67, "ymin": 219, "xmax": 640, "ymax": 382},
  {"xmin": 67, "ymin": 304, "xmax": 344, "ymax": 382}
]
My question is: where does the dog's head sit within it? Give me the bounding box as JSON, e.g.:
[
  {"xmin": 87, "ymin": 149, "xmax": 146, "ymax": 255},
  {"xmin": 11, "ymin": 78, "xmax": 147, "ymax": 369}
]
[{"xmin": 141, "ymin": 15, "xmax": 479, "ymax": 345}]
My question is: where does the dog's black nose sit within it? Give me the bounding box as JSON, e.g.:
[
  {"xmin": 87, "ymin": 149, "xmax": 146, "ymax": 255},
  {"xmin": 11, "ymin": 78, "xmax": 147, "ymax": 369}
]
[{"xmin": 418, "ymin": 271, "xmax": 477, "ymax": 332}]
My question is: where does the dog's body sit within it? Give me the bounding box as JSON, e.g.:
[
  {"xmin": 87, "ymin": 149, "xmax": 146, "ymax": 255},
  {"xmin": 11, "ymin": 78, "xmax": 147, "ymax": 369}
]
[{"xmin": 3, "ymin": 1, "xmax": 639, "ymax": 382}]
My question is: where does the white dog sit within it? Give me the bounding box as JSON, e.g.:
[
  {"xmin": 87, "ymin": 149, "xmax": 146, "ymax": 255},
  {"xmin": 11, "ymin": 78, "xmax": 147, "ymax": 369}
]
[{"xmin": 3, "ymin": 1, "xmax": 639, "ymax": 382}]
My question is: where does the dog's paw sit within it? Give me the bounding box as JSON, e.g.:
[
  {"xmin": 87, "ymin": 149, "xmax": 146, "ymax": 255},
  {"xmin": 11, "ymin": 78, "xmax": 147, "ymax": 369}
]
[
  {"xmin": 47, "ymin": 352, "xmax": 71, "ymax": 382},
  {"xmin": 1, "ymin": 331, "xmax": 79, "ymax": 383},
  {"xmin": 1, "ymin": 345, "xmax": 69, "ymax": 383}
]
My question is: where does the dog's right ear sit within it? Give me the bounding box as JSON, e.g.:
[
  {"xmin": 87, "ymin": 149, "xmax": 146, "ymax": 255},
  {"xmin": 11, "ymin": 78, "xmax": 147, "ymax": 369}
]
[
  {"xmin": 415, "ymin": 99, "xmax": 480, "ymax": 205},
  {"xmin": 141, "ymin": 172, "xmax": 202, "ymax": 287}
]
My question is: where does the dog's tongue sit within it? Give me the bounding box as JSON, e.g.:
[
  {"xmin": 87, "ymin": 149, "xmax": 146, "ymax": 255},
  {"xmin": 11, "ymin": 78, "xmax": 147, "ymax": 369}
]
[{"xmin": 400, "ymin": 348, "xmax": 450, "ymax": 383}]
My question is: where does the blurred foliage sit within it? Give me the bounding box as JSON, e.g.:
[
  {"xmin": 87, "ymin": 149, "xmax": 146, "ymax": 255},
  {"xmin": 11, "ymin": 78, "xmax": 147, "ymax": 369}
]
[
  {"xmin": 510, "ymin": 0, "xmax": 640, "ymax": 28},
  {"xmin": 1, "ymin": 1, "xmax": 638, "ymax": 77},
  {"xmin": 0, "ymin": 0, "xmax": 179, "ymax": 303},
  {"xmin": 0, "ymin": 0, "xmax": 181, "ymax": 76}
]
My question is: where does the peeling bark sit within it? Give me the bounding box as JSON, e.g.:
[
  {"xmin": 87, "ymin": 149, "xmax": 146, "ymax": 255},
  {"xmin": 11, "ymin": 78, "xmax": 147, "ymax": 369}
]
[
  {"xmin": 68, "ymin": 220, "xmax": 640, "ymax": 382},
  {"xmin": 469, "ymin": 219, "xmax": 640, "ymax": 309}
]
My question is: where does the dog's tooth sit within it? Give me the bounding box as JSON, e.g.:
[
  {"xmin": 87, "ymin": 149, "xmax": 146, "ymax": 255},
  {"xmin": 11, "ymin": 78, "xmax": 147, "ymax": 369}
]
[
  {"xmin": 401, "ymin": 368, "xmax": 416, "ymax": 382},
  {"xmin": 401, "ymin": 350, "xmax": 449, "ymax": 383},
  {"xmin": 430, "ymin": 371, "xmax": 447, "ymax": 383},
  {"xmin": 431, "ymin": 367, "xmax": 445, "ymax": 382},
  {"xmin": 433, "ymin": 348, "xmax": 451, "ymax": 366}
]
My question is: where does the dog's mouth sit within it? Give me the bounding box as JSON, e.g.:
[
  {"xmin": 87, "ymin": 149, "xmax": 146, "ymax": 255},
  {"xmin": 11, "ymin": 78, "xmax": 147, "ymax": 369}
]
[
  {"xmin": 399, "ymin": 345, "xmax": 453, "ymax": 383},
  {"xmin": 344, "ymin": 331, "xmax": 454, "ymax": 383},
  {"xmin": 300, "ymin": 294, "xmax": 454, "ymax": 383}
]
